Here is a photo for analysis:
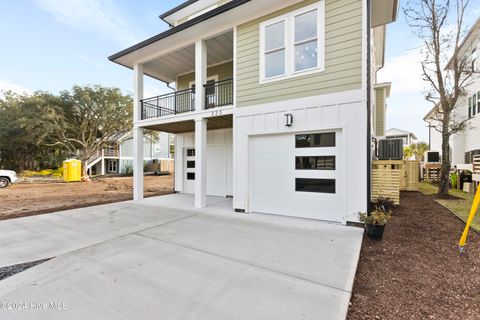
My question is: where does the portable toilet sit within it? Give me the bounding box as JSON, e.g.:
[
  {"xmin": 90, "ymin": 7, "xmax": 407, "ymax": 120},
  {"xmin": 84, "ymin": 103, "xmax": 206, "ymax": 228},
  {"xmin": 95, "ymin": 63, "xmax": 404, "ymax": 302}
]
[{"xmin": 63, "ymin": 159, "xmax": 82, "ymax": 182}]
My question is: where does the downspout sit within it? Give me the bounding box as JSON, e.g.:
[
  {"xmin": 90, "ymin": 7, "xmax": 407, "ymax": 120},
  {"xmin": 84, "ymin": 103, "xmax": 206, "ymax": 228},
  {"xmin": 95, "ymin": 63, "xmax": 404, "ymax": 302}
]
[{"xmin": 366, "ymin": 0, "xmax": 372, "ymax": 213}]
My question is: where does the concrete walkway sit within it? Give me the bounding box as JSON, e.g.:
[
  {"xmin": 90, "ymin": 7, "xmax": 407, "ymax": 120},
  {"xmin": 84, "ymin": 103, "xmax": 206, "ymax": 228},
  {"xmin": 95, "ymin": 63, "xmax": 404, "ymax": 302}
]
[{"xmin": 0, "ymin": 195, "xmax": 363, "ymax": 320}]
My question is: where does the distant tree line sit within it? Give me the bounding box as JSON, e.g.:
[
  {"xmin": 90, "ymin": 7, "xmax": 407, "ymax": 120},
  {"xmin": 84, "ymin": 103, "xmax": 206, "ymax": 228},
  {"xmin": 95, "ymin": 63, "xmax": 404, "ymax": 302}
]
[{"xmin": 0, "ymin": 85, "xmax": 132, "ymax": 174}]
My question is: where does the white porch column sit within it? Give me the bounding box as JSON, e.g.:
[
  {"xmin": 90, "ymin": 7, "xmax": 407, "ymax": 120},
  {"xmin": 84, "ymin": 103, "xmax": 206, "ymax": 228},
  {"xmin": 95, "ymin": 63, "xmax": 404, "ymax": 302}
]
[
  {"xmin": 195, "ymin": 39, "xmax": 207, "ymax": 112},
  {"xmin": 133, "ymin": 63, "xmax": 144, "ymax": 201},
  {"xmin": 101, "ymin": 158, "xmax": 105, "ymax": 175},
  {"xmin": 195, "ymin": 118, "xmax": 207, "ymax": 208}
]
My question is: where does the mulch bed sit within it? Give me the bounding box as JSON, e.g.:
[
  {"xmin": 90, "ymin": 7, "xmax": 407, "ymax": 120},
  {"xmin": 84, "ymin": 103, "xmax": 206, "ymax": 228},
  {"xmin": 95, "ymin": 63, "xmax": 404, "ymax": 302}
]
[
  {"xmin": 0, "ymin": 259, "xmax": 51, "ymax": 281},
  {"xmin": 347, "ymin": 191, "xmax": 480, "ymax": 319}
]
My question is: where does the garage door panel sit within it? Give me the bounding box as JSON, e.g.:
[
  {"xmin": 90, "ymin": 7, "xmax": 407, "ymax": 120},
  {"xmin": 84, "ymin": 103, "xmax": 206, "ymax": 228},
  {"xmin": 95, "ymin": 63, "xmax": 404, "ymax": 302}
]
[
  {"xmin": 250, "ymin": 130, "xmax": 344, "ymax": 222},
  {"xmin": 251, "ymin": 153, "xmax": 293, "ymax": 174},
  {"xmin": 251, "ymin": 173, "xmax": 294, "ymax": 194},
  {"xmin": 252, "ymin": 193, "xmax": 342, "ymax": 221},
  {"xmin": 251, "ymin": 134, "xmax": 292, "ymax": 153}
]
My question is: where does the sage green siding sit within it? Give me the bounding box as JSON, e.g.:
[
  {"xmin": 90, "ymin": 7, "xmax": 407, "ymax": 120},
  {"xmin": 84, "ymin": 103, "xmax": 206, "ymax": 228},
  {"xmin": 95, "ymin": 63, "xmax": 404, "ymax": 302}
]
[
  {"xmin": 236, "ymin": 0, "xmax": 363, "ymax": 107},
  {"xmin": 177, "ymin": 61, "xmax": 233, "ymax": 90},
  {"xmin": 375, "ymin": 88, "xmax": 385, "ymax": 136}
]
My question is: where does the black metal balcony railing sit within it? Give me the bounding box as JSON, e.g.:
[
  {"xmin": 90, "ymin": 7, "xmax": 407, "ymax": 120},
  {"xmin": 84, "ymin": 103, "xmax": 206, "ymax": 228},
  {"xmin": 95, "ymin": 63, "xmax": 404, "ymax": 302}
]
[
  {"xmin": 141, "ymin": 88, "xmax": 195, "ymax": 120},
  {"xmin": 140, "ymin": 78, "xmax": 233, "ymax": 120},
  {"xmin": 204, "ymin": 78, "xmax": 233, "ymax": 109}
]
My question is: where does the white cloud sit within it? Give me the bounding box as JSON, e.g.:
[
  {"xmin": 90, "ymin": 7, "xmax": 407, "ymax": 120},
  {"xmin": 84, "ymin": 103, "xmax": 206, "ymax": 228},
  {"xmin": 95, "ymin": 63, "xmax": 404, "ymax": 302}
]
[
  {"xmin": 377, "ymin": 50, "xmax": 433, "ymax": 142},
  {"xmin": 0, "ymin": 80, "xmax": 33, "ymax": 97},
  {"xmin": 378, "ymin": 50, "xmax": 426, "ymax": 94},
  {"xmin": 35, "ymin": 0, "xmax": 142, "ymax": 46}
]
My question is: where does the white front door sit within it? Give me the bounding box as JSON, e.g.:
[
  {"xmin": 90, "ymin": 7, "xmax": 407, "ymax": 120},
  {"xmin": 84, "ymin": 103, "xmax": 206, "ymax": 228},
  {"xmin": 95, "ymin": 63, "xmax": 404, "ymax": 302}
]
[
  {"xmin": 249, "ymin": 130, "xmax": 344, "ymax": 221},
  {"xmin": 183, "ymin": 148, "xmax": 196, "ymax": 194},
  {"xmin": 183, "ymin": 145, "xmax": 227, "ymax": 196}
]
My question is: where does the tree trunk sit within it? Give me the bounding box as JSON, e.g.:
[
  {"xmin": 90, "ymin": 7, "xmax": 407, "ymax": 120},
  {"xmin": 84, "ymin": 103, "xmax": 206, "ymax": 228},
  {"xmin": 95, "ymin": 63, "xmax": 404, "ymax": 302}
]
[
  {"xmin": 81, "ymin": 159, "xmax": 88, "ymax": 178},
  {"xmin": 438, "ymin": 114, "xmax": 451, "ymax": 195}
]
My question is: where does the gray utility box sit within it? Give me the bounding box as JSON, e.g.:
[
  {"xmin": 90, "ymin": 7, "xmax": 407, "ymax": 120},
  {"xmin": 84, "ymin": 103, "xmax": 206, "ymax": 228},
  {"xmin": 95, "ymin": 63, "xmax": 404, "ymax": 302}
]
[{"xmin": 378, "ymin": 139, "xmax": 403, "ymax": 160}]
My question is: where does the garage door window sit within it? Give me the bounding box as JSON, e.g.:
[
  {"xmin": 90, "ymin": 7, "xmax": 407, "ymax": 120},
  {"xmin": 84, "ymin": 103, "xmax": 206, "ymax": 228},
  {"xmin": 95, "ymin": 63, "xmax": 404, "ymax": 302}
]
[
  {"xmin": 295, "ymin": 156, "xmax": 335, "ymax": 170},
  {"xmin": 295, "ymin": 132, "xmax": 335, "ymax": 148},
  {"xmin": 295, "ymin": 178, "xmax": 335, "ymax": 193}
]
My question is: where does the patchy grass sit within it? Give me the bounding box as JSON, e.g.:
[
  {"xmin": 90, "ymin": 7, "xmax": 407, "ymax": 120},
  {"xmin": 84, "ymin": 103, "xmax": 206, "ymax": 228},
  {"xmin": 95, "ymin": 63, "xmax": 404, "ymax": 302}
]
[
  {"xmin": 22, "ymin": 168, "xmax": 63, "ymax": 178},
  {"xmin": 419, "ymin": 181, "xmax": 479, "ymax": 232}
]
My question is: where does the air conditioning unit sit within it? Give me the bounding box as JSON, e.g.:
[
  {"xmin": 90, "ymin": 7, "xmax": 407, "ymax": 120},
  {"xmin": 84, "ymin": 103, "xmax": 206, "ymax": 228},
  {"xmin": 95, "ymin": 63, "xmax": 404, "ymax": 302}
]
[
  {"xmin": 378, "ymin": 139, "xmax": 403, "ymax": 160},
  {"xmin": 425, "ymin": 151, "xmax": 440, "ymax": 163}
]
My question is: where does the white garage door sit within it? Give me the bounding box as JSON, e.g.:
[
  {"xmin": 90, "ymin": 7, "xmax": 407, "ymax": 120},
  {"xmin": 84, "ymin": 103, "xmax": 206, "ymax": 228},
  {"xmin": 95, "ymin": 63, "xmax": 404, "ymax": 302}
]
[{"xmin": 249, "ymin": 131, "xmax": 344, "ymax": 221}]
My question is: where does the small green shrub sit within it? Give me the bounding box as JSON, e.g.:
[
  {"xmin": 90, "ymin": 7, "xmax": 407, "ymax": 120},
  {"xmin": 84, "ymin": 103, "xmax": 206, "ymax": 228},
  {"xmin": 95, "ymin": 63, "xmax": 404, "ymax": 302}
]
[
  {"xmin": 450, "ymin": 172, "xmax": 458, "ymax": 189},
  {"xmin": 359, "ymin": 207, "xmax": 392, "ymax": 226},
  {"xmin": 371, "ymin": 197, "xmax": 395, "ymax": 213},
  {"xmin": 124, "ymin": 165, "xmax": 133, "ymax": 175}
]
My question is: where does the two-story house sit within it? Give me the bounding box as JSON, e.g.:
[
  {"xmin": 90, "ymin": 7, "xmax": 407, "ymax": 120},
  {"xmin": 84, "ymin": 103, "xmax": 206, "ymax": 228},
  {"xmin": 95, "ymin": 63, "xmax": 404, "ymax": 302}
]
[
  {"xmin": 109, "ymin": 0, "xmax": 398, "ymax": 223},
  {"xmin": 424, "ymin": 18, "xmax": 480, "ymax": 166}
]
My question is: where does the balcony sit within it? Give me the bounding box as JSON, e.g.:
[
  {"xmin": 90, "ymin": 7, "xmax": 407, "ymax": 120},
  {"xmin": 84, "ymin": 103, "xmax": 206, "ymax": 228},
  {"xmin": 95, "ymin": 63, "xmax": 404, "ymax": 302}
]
[{"xmin": 141, "ymin": 78, "xmax": 233, "ymax": 120}]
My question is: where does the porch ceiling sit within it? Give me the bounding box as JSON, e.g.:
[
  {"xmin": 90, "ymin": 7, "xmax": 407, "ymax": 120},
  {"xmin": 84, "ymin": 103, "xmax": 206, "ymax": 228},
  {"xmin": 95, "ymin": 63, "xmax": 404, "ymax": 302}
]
[
  {"xmin": 143, "ymin": 31, "xmax": 233, "ymax": 83},
  {"xmin": 144, "ymin": 114, "xmax": 233, "ymax": 134}
]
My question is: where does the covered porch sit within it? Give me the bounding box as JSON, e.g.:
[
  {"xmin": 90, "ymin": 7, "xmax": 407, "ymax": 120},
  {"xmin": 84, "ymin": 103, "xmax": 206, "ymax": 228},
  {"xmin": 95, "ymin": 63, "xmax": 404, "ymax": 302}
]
[{"xmin": 126, "ymin": 28, "xmax": 234, "ymax": 209}]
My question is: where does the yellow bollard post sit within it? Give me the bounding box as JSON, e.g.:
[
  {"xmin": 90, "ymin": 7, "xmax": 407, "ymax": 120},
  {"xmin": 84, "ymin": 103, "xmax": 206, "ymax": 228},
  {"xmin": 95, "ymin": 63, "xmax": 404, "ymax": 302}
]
[{"xmin": 459, "ymin": 185, "xmax": 480, "ymax": 252}]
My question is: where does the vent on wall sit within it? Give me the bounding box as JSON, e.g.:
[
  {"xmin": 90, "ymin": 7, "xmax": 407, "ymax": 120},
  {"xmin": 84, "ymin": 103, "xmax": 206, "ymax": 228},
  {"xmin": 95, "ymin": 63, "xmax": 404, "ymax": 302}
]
[{"xmin": 378, "ymin": 139, "xmax": 403, "ymax": 160}]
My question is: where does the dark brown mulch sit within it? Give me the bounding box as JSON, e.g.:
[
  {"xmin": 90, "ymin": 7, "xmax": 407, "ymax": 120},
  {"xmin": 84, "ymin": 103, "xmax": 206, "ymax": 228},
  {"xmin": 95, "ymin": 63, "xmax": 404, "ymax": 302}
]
[{"xmin": 347, "ymin": 191, "xmax": 480, "ymax": 320}]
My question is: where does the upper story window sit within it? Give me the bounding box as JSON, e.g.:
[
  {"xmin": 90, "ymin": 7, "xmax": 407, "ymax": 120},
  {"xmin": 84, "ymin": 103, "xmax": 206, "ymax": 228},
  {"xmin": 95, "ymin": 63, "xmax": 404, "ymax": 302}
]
[
  {"xmin": 259, "ymin": 1, "xmax": 324, "ymax": 83},
  {"xmin": 468, "ymin": 92, "xmax": 480, "ymax": 119}
]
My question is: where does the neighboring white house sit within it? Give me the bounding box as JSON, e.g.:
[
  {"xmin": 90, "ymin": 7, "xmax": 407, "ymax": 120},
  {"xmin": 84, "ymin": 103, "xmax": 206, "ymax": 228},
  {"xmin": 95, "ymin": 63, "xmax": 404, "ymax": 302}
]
[
  {"xmin": 108, "ymin": 0, "xmax": 398, "ymax": 224},
  {"xmin": 87, "ymin": 131, "xmax": 172, "ymax": 175},
  {"xmin": 424, "ymin": 18, "xmax": 480, "ymax": 166},
  {"xmin": 385, "ymin": 128, "xmax": 418, "ymax": 147}
]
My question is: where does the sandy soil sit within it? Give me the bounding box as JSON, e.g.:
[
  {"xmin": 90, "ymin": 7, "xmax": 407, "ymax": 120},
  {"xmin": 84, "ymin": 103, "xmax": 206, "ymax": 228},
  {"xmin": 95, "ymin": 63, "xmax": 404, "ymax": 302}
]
[
  {"xmin": 347, "ymin": 191, "xmax": 480, "ymax": 319},
  {"xmin": 0, "ymin": 175, "xmax": 174, "ymax": 220}
]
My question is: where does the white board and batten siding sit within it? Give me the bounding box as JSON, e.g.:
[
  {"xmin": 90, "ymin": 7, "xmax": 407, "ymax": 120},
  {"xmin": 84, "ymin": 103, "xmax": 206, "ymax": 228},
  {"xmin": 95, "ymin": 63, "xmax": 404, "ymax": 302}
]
[
  {"xmin": 234, "ymin": 90, "xmax": 368, "ymax": 223},
  {"xmin": 175, "ymin": 128, "xmax": 233, "ymax": 197}
]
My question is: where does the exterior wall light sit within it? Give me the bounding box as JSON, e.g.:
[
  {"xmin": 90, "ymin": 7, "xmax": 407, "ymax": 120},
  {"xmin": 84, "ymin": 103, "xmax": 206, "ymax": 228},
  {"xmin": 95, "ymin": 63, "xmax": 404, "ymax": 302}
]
[{"xmin": 285, "ymin": 113, "xmax": 293, "ymax": 127}]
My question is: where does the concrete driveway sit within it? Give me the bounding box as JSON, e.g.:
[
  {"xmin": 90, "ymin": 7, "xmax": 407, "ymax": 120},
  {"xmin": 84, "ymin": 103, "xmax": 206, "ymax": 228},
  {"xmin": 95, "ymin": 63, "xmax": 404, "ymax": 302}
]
[{"xmin": 0, "ymin": 195, "xmax": 363, "ymax": 320}]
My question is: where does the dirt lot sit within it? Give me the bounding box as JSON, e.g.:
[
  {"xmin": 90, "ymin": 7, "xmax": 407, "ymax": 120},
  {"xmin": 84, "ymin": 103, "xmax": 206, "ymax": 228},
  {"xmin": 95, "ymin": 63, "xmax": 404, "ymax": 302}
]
[
  {"xmin": 0, "ymin": 175, "xmax": 174, "ymax": 220},
  {"xmin": 347, "ymin": 191, "xmax": 480, "ymax": 319}
]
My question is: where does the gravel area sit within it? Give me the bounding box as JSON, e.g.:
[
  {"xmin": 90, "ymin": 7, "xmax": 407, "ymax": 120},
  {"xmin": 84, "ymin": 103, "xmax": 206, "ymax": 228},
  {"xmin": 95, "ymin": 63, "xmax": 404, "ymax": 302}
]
[
  {"xmin": 0, "ymin": 259, "xmax": 51, "ymax": 281},
  {"xmin": 347, "ymin": 191, "xmax": 480, "ymax": 319}
]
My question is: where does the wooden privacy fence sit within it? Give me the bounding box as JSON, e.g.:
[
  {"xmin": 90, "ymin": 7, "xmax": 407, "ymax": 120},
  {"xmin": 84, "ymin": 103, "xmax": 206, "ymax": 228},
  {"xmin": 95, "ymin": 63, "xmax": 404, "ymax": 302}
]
[
  {"xmin": 160, "ymin": 159, "xmax": 174, "ymax": 173},
  {"xmin": 473, "ymin": 155, "xmax": 480, "ymax": 191},
  {"xmin": 146, "ymin": 159, "xmax": 174, "ymax": 173},
  {"xmin": 372, "ymin": 160, "xmax": 420, "ymax": 205},
  {"xmin": 401, "ymin": 160, "xmax": 420, "ymax": 191}
]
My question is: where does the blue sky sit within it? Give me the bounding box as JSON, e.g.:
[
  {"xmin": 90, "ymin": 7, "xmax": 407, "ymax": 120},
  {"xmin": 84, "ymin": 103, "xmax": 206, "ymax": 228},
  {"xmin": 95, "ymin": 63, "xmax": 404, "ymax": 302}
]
[{"xmin": 1, "ymin": 0, "xmax": 479, "ymax": 141}]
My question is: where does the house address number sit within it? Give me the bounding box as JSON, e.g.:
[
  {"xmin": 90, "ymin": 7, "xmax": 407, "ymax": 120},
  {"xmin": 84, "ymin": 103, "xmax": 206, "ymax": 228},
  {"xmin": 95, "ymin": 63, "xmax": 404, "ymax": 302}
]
[{"xmin": 211, "ymin": 110, "xmax": 222, "ymax": 116}]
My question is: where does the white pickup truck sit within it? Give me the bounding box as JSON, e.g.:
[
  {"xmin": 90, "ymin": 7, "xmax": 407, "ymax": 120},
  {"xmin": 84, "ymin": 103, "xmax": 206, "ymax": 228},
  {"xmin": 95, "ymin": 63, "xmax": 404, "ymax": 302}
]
[{"xmin": 0, "ymin": 170, "xmax": 17, "ymax": 188}]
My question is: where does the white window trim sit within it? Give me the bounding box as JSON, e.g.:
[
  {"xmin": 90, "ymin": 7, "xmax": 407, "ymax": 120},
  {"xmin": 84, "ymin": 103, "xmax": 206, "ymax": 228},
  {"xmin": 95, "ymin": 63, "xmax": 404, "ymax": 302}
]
[{"xmin": 259, "ymin": 1, "xmax": 325, "ymax": 84}]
